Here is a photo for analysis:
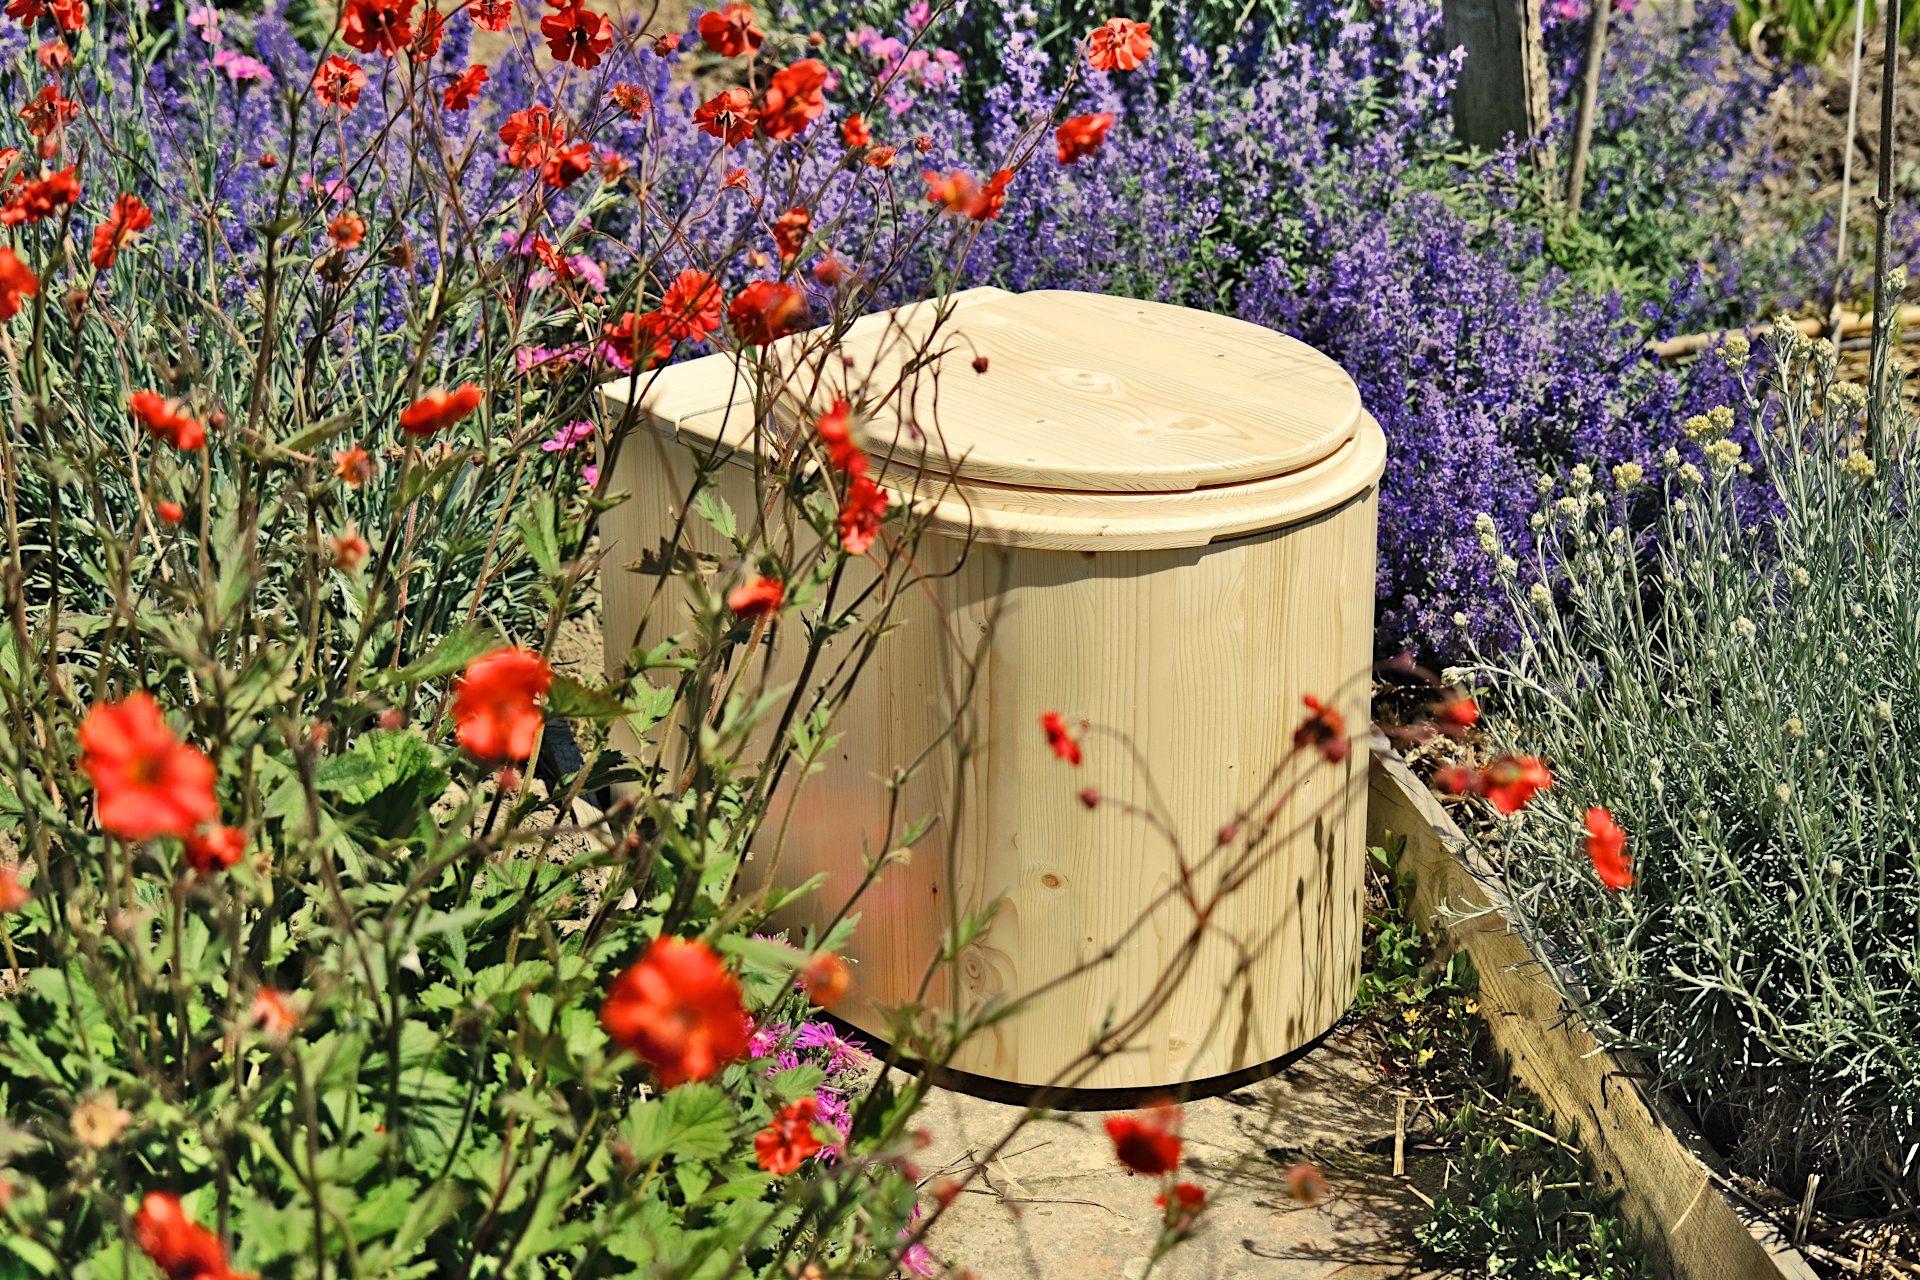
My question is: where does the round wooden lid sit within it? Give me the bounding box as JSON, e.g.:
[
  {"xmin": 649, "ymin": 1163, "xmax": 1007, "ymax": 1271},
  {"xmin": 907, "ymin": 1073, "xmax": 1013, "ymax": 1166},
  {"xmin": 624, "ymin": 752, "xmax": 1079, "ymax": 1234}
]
[{"xmin": 834, "ymin": 289, "xmax": 1363, "ymax": 493}]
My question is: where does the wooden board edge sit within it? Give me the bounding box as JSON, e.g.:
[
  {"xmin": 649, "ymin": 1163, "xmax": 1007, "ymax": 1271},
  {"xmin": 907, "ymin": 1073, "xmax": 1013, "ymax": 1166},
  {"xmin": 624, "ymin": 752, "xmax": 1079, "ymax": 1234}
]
[{"xmin": 1364, "ymin": 736, "xmax": 1820, "ymax": 1280}]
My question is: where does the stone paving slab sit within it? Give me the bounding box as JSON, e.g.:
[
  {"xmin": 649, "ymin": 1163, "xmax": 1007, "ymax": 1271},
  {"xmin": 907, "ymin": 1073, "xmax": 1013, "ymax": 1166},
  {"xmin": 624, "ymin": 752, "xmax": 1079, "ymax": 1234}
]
[{"xmin": 915, "ymin": 1021, "xmax": 1448, "ymax": 1279}]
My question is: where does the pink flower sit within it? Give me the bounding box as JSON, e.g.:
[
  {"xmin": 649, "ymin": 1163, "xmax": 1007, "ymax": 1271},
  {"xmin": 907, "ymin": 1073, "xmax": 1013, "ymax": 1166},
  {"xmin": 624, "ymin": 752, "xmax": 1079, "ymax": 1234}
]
[
  {"xmin": 186, "ymin": 3, "xmax": 221, "ymax": 42},
  {"xmin": 540, "ymin": 420, "xmax": 596, "ymax": 452},
  {"xmin": 582, "ymin": 463, "xmax": 600, "ymax": 488},
  {"xmin": 213, "ymin": 48, "xmax": 273, "ymax": 83}
]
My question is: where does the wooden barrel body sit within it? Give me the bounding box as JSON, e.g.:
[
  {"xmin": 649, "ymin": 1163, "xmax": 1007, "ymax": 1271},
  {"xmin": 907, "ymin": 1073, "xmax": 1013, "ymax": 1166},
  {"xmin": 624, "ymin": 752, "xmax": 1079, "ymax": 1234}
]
[{"xmin": 600, "ymin": 289, "xmax": 1384, "ymax": 1089}]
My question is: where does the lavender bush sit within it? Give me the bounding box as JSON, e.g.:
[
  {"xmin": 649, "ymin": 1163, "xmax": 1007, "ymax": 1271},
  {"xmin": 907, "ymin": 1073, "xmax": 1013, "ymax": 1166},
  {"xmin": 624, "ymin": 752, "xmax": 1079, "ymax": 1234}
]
[
  {"xmin": 26, "ymin": 0, "xmax": 1856, "ymax": 657},
  {"xmin": 777, "ymin": 0, "xmax": 1859, "ymax": 654}
]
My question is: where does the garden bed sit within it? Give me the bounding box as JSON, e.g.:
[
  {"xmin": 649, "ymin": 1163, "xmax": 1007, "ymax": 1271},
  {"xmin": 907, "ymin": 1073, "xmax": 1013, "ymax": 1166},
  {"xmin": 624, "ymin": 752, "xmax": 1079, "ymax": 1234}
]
[{"xmin": 1366, "ymin": 734, "xmax": 1821, "ymax": 1280}]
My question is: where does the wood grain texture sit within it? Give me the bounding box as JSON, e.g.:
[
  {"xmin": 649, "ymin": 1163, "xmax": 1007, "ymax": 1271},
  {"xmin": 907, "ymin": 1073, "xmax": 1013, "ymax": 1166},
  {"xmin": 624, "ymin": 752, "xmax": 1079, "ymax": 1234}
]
[
  {"xmin": 1366, "ymin": 745, "xmax": 1820, "ymax": 1280},
  {"xmin": 598, "ymin": 290, "xmax": 1387, "ymax": 551},
  {"xmin": 1444, "ymin": 0, "xmax": 1553, "ymax": 156},
  {"xmin": 599, "ymin": 288, "xmax": 1382, "ymax": 1089},
  {"xmin": 604, "ymin": 287, "xmax": 1367, "ymax": 496},
  {"xmin": 603, "ymin": 445, "xmax": 1378, "ymax": 1088}
]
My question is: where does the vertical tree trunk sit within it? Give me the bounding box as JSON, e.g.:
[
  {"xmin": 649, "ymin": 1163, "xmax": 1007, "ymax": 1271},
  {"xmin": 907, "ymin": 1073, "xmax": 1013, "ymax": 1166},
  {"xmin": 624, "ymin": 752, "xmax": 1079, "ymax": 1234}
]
[{"xmin": 1444, "ymin": 0, "xmax": 1556, "ymax": 167}]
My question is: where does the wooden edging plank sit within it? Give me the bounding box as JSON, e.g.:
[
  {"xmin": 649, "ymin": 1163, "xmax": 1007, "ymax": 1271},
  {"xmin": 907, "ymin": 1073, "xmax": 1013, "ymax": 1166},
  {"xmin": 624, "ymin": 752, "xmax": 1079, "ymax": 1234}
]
[{"xmin": 1365, "ymin": 742, "xmax": 1819, "ymax": 1280}]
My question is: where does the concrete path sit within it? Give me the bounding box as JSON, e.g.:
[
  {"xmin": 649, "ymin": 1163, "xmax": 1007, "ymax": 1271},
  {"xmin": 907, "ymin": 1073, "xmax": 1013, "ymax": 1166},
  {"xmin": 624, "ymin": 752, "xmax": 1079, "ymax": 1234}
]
[{"xmin": 915, "ymin": 1021, "xmax": 1447, "ymax": 1279}]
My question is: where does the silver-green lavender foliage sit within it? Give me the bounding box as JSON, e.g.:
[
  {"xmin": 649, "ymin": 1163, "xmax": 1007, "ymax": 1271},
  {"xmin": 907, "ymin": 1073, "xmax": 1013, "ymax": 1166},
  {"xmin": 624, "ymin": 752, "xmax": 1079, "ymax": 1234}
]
[{"xmin": 1462, "ymin": 308, "xmax": 1920, "ymax": 1208}]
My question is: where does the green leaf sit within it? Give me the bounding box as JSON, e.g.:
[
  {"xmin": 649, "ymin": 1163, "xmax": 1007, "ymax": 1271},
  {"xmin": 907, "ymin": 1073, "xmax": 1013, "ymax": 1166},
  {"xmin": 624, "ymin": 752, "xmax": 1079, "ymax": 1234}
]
[
  {"xmin": 370, "ymin": 621, "xmax": 498, "ymax": 688},
  {"xmin": 514, "ymin": 493, "xmax": 562, "ymax": 577},
  {"xmin": 280, "ymin": 410, "xmax": 357, "ymax": 456},
  {"xmin": 546, "ymin": 676, "xmax": 628, "ymax": 720},
  {"xmin": 316, "ymin": 730, "xmax": 437, "ymax": 803},
  {"xmin": 3, "ymin": 1233, "xmax": 59, "ymax": 1274},
  {"xmin": 769, "ymin": 1064, "xmax": 826, "ymax": 1102},
  {"xmin": 622, "ymin": 1082, "xmax": 738, "ymax": 1166}
]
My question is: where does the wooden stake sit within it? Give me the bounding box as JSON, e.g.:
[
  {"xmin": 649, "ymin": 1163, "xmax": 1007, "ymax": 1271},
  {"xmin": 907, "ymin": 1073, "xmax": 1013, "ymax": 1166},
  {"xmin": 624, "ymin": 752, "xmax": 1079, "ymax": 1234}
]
[
  {"xmin": 1563, "ymin": 0, "xmax": 1614, "ymax": 218},
  {"xmin": 1394, "ymin": 1096, "xmax": 1408, "ymax": 1176},
  {"xmin": 1444, "ymin": 0, "xmax": 1555, "ymax": 166},
  {"xmin": 1793, "ymin": 1172, "xmax": 1820, "ymax": 1246},
  {"xmin": 1868, "ymin": 0, "xmax": 1903, "ymax": 457}
]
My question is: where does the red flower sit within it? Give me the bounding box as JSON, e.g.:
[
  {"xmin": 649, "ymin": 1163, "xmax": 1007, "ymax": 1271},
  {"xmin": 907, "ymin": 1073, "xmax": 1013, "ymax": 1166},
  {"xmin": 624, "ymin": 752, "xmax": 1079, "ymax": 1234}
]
[
  {"xmin": 540, "ymin": 1, "xmax": 612, "ymax": 68},
  {"xmin": 252, "ymin": 988, "xmax": 298, "ymax": 1040},
  {"xmin": 600, "ymin": 936, "xmax": 751, "ymax": 1087},
  {"xmin": 330, "ymin": 530, "xmax": 370, "ymax": 571},
  {"xmin": 754, "ymin": 1097, "xmax": 824, "ymax": 1174},
  {"xmin": 866, "ymin": 145, "xmax": 896, "ymax": 169},
  {"xmin": 923, "ymin": 169, "xmax": 978, "ymax": 214},
  {"xmin": 313, "ymin": 55, "xmax": 368, "ymax": 111},
  {"xmin": 771, "ymin": 206, "xmax": 811, "ymax": 263},
  {"xmin": 610, "ymin": 82, "xmax": 652, "ymax": 116},
  {"xmin": 185, "ymin": 824, "xmax": 246, "ymax": 875},
  {"xmin": 327, "ymin": 211, "xmax": 366, "ymax": 249},
  {"xmin": 1156, "ymin": 1181, "xmax": 1207, "ymax": 1225},
  {"xmin": 341, "ymin": 0, "xmax": 416, "ymax": 56},
  {"xmin": 975, "ymin": 168, "xmax": 1012, "ymax": 220},
  {"xmin": 801, "ymin": 952, "xmax": 850, "ymax": 1007},
  {"xmin": 408, "ymin": 4, "xmax": 446, "ymax": 57},
  {"xmin": 0, "ymin": 165, "xmax": 78, "ymax": 227},
  {"xmin": 811, "ymin": 254, "xmax": 846, "ymax": 287},
  {"xmin": 3, "ymin": 0, "xmax": 45, "ymax": 23},
  {"xmin": 89, "ymin": 193, "xmax": 152, "ymax": 270},
  {"xmin": 443, "ymin": 62, "xmax": 487, "ymax": 110},
  {"xmin": 760, "ymin": 58, "xmax": 829, "ymax": 141},
  {"xmin": 133, "ymin": 1193, "xmax": 250, "ymax": 1280},
  {"xmin": 467, "ymin": 0, "xmax": 511, "ymax": 29},
  {"xmin": 129, "ymin": 390, "xmax": 206, "ymax": 451},
  {"xmin": 399, "ymin": 383, "xmax": 482, "ymax": 436},
  {"xmin": 728, "ymin": 575, "xmax": 784, "ymax": 618},
  {"xmin": 531, "ymin": 236, "xmax": 571, "ymax": 276},
  {"xmin": 451, "ymin": 646, "xmax": 551, "ymax": 760},
  {"xmin": 1293, "ymin": 694, "xmax": 1349, "ymax": 764},
  {"xmin": 1055, "ymin": 112, "xmax": 1113, "ymax": 164},
  {"xmin": 836, "ymin": 472, "xmax": 888, "ymax": 554},
  {"xmin": 814, "ymin": 399, "xmax": 866, "ymax": 476},
  {"xmin": 727, "ymin": 280, "xmax": 809, "ymax": 345},
  {"xmin": 79, "ymin": 694, "xmax": 218, "ymax": 842},
  {"xmin": 1284, "ymin": 1161, "xmax": 1328, "ymax": 1204},
  {"xmin": 333, "ymin": 446, "xmax": 373, "ymax": 486},
  {"xmin": 1086, "ymin": 16, "xmax": 1152, "ymax": 70},
  {"xmin": 1585, "ymin": 806, "xmax": 1632, "ymax": 890},
  {"xmin": 531, "ymin": 242, "xmax": 571, "ymax": 286},
  {"xmin": 653, "ymin": 31, "xmax": 681, "ymax": 55},
  {"xmin": 923, "ymin": 167, "xmax": 1010, "ymax": 221},
  {"xmin": 156, "ymin": 500, "xmax": 184, "ymax": 524},
  {"xmin": 0, "ymin": 866, "xmax": 27, "ymax": 913},
  {"xmin": 0, "ymin": 248, "xmax": 36, "ymax": 321},
  {"xmin": 499, "ymin": 104, "xmax": 564, "ymax": 168},
  {"xmin": 841, "ymin": 113, "xmax": 871, "ymax": 147},
  {"xmin": 693, "ymin": 88, "xmax": 758, "ymax": 146},
  {"xmin": 660, "ymin": 268, "xmax": 722, "ymax": 341},
  {"xmin": 36, "ymin": 39, "xmax": 70, "ymax": 71},
  {"xmin": 48, "ymin": 0, "xmax": 80, "ymax": 29},
  {"xmin": 1040, "ymin": 711, "xmax": 1082, "ymax": 765},
  {"xmin": 1480, "ymin": 755, "xmax": 1552, "ymax": 815},
  {"xmin": 698, "ymin": 2, "xmax": 763, "ymax": 56},
  {"xmin": 19, "ymin": 84, "xmax": 76, "ymax": 138},
  {"xmin": 1105, "ymin": 1102, "xmax": 1181, "ymax": 1175},
  {"xmin": 542, "ymin": 141, "xmax": 595, "ymax": 188},
  {"xmin": 602, "ymin": 310, "xmax": 672, "ymax": 368},
  {"xmin": 1433, "ymin": 693, "xmax": 1479, "ymax": 733}
]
